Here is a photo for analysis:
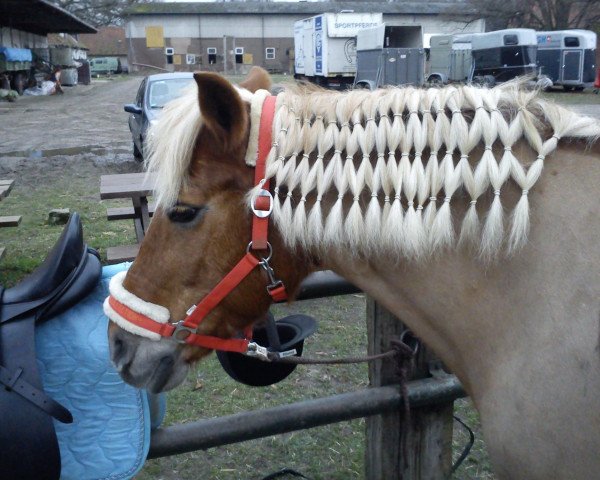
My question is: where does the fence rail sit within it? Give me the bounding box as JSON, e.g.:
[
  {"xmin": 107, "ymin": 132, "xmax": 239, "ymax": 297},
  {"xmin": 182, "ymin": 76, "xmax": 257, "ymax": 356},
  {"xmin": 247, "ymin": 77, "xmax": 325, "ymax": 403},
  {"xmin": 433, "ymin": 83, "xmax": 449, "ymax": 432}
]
[{"xmin": 149, "ymin": 376, "xmax": 464, "ymax": 458}]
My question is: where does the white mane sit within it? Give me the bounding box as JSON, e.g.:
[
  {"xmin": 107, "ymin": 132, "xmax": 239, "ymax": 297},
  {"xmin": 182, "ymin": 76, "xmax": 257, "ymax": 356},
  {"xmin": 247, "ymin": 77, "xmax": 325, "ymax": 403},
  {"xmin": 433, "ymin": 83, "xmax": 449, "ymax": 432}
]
[{"xmin": 146, "ymin": 81, "xmax": 600, "ymax": 260}]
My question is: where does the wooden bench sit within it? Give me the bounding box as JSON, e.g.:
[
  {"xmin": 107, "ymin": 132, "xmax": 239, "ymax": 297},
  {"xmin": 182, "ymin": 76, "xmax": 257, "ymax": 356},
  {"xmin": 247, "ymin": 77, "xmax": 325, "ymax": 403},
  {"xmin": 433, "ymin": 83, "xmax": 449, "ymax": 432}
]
[
  {"xmin": 106, "ymin": 244, "xmax": 140, "ymax": 265},
  {"xmin": 0, "ymin": 180, "xmax": 14, "ymax": 200},
  {"xmin": 106, "ymin": 203, "xmax": 156, "ymax": 221},
  {"xmin": 0, "ymin": 215, "xmax": 22, "ymax": 228}
]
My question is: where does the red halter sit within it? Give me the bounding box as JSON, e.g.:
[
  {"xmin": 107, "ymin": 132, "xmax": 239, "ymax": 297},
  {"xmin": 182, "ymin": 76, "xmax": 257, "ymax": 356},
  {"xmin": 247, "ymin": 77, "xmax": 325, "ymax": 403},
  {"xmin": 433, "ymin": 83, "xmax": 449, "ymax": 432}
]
[{"xmin": 108, "ymin": 95, "xmax": 287, "ymax": 353}]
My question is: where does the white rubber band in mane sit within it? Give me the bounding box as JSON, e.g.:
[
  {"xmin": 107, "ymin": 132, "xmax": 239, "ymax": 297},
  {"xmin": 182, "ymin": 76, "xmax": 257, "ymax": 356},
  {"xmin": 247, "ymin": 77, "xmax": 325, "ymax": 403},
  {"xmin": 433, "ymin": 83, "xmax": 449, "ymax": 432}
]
[
  {"xmin": 146, "ymin": 81, "xmax": 600, "ymax": 260},
  {"xmin": 103, "ymin": 271, "xmax": 169, "ymax": 341}
]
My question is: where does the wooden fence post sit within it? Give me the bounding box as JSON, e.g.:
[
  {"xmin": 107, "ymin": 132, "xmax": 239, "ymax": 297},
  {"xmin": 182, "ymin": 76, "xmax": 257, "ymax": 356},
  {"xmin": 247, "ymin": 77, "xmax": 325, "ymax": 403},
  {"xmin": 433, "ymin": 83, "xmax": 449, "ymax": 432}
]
[{"xmin": 365, "ymin": 298, "xmax": 454, "ymax": 479}]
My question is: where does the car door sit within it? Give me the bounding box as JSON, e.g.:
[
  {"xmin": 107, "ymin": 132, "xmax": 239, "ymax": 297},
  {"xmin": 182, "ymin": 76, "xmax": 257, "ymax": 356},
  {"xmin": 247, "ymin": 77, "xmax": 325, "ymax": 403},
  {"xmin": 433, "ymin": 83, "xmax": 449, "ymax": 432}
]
[{"xmin": 129, "ymin": 79, "xmax": 146, "ymax": 150}]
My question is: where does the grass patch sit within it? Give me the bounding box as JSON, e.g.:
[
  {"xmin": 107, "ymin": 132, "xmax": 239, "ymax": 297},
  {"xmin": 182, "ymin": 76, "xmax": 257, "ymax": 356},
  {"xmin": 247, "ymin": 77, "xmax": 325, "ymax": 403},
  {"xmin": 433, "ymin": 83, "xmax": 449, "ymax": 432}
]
[{"xmin": 540, "ymin": 88, "xmax": 600, "ymax": 105}]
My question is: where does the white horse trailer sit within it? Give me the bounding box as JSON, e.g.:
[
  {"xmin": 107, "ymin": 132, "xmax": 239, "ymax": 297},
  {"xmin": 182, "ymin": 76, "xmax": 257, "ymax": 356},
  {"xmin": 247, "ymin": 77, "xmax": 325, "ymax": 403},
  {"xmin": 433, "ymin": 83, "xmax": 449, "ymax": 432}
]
[
  {"xmin": 354, "ymin": 24, "xmax": 424, "ymax": 90},
  {"xmin": 293, "ymin": 12, "xmax": 382, "ymax": 89},
  {"xmin": 470, "ymin": 29, "xmax": 538, "ymax": 85},
  {"xmin": 427, "ymin": 33, "xmax": 473, "ymax": 84},
  {"xmin": 536, "ymin": 30, "xmax": 597, "ymax": 91}
]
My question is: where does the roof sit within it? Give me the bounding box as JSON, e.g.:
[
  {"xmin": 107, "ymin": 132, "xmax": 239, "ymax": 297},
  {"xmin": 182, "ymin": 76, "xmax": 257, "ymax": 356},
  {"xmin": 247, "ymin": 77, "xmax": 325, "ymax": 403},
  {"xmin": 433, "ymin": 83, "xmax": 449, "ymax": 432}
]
[
  {"xmin": 0, "ymin": 0, "xmax": 96, "ymax": 35},
  {"xmin": 127, "ymin": 1, "xmax": 477, "ymax": 16},
  {"xmin": 79, "ymin": 27, "xmax": 126, "ymax": 56}
]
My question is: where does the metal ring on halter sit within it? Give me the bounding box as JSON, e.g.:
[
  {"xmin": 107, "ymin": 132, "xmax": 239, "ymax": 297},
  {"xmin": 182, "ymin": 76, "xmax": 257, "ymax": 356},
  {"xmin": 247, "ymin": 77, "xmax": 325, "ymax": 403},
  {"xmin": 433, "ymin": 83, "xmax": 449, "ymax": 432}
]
[
  {"xmin": 172, "ymin": 320, "xmax": 197, "ymax": 343},
  {"xmin": 250, "ymin": 187, "xmax": 273, "ymax": 218},
  {"xmin": 247, "ymin": 241, "xmax": 273, "ymax": 262}
]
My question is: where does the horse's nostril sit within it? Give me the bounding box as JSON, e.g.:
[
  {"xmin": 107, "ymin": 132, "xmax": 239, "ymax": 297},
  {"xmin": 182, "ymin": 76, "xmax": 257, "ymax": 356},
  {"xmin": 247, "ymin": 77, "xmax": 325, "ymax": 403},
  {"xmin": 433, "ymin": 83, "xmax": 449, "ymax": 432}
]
[
  {"xmin": 109, "ymin": 331, "xmax": 135, "ymax": 372},
  {"xmin": 159, "ymin": 355, "xmax": 175, "ymax": 368}
]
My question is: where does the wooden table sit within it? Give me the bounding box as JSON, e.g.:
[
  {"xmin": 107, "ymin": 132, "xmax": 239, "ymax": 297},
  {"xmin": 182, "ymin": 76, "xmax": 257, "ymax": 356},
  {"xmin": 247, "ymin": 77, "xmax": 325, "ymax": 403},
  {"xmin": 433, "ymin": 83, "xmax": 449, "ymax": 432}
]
[
  {"xmin": 100, "ymin": 172, "xmax": 156, "ymax": 242},
  {"xmin": 0, "ymin": 179, "xmax": 21, "ymax": 260},
  {"xmin": 100, "ymin": 172, "xmax": 157, "ymax": 264}
]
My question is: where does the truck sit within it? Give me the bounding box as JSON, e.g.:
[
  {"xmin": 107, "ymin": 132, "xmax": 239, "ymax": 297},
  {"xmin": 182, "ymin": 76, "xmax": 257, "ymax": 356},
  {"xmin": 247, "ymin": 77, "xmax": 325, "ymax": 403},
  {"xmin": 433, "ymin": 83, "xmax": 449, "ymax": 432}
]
[
  {"xmin": 0, "ymin": 47, "xmax": 32, "ymax": 95},
  {"xmin": 354, "ymin": 24, "xmax": 424, "ymax": 90},
  {"xmin": 293, "ymin": 12, "xmax": 383, "ymax": 88}
]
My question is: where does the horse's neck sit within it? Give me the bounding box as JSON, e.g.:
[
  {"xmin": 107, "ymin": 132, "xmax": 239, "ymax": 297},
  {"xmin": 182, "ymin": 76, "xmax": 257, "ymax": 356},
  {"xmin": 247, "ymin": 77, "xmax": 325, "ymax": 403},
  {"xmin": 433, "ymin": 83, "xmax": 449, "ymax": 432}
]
[{"xmin": 322, "ymin": 141, "xmax": 600, "ymax": 398}]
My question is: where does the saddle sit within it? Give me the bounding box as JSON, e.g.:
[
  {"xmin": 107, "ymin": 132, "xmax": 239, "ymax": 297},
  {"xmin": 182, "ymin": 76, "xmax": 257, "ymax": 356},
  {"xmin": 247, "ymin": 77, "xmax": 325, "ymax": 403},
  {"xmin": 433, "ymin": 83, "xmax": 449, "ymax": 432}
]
[{"xmin": 0, "ymin": 213, "xmax": 102, "ymax": 480}]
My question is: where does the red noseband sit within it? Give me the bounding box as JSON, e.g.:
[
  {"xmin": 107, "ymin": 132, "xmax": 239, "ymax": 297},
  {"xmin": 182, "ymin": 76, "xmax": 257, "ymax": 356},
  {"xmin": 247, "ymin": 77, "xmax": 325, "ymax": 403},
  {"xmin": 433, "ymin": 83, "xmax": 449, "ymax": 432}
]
[{"xmin": 108, "ymin": 95, "xmax": 287, "ymax": 353}]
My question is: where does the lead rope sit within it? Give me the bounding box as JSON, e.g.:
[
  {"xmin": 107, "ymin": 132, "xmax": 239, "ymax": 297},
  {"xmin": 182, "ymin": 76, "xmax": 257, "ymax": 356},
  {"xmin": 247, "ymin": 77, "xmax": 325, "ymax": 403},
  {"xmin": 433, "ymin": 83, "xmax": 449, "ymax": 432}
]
[{"xmin": 272, "ymin": 334, "xmax": 418, "ymax": 422}]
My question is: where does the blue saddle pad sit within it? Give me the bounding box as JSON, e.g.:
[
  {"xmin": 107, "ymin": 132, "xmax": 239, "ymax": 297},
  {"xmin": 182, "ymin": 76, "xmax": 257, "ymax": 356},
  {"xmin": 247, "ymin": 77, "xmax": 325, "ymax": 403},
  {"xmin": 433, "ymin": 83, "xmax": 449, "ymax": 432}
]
[{"xmin": 36, "ymin": 263, "xmax": 165, "ymax": 480}]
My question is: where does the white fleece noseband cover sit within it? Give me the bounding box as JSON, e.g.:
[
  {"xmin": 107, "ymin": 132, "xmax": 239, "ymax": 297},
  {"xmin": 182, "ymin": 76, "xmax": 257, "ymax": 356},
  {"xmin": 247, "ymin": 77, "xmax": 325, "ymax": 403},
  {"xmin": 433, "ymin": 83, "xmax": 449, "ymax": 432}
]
[{"xmin": 103, "ymin": 271, "xmax": 170, "ymax": 341}]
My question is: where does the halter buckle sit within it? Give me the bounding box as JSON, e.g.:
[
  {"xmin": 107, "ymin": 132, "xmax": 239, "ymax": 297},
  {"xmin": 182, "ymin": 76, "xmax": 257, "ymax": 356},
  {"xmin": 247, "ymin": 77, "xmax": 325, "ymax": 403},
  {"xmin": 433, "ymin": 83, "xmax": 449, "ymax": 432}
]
[
  {"xmin": 172, "ymin": 321, "xmax": 196, "ymax": 343},
  {"xmin": 251, "ymin": 188, "xmax": 273, "ymax": 218},
  {"xmin": 246, "ymin": 342, "xmax": 269, "ymax": 361}
]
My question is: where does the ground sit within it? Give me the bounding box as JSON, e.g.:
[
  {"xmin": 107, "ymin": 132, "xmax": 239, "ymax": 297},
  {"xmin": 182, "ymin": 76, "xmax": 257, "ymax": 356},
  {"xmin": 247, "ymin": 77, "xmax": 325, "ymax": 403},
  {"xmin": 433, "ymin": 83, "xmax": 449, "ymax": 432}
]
[{"xmin": 1, "ymin": 77, "xmax": 599, "ymax": 479}]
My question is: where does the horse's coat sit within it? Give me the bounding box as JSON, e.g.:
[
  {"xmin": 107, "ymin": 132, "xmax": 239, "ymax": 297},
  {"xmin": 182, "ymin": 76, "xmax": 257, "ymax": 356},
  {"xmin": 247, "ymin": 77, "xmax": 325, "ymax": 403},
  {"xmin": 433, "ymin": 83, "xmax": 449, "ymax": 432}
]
[{"xmin": 107, "ymin": 68, "xmax": 600, "ymax": 479}]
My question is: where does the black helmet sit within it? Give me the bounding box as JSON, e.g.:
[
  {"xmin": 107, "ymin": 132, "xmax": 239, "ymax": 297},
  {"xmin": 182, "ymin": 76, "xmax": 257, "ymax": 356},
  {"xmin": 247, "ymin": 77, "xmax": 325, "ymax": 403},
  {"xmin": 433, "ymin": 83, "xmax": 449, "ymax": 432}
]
[{"xmin": 217, "ymin": 313, "xmax": 317, "ymax": 387}]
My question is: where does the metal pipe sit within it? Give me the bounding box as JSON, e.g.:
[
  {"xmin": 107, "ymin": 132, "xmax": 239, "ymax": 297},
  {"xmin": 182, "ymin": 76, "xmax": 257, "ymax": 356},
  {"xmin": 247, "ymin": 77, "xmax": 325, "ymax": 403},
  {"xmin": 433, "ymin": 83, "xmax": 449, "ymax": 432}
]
[{"xmin": 148, "ymin": 376, "xmax": 465, "ymax": 458}]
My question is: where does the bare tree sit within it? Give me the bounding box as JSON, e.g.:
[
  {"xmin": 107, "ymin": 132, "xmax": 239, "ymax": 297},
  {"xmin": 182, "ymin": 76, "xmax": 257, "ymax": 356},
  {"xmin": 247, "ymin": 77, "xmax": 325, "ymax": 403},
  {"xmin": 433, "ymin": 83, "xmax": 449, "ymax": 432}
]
[
  {"xmin": 467, "ymin": 0, "xmax": 600, "ymax": 31},
  {"xmin": 53, "ymin": 0, "xmax": 145, "ymax": 27}
]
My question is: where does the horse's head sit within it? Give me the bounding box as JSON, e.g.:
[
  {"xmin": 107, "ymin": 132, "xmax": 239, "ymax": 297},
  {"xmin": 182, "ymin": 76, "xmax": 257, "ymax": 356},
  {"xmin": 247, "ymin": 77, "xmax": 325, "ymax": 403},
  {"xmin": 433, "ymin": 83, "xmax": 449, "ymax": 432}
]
[{"xmin": 104, "ymin": 68, "xmax": 313, "ymax": 393}]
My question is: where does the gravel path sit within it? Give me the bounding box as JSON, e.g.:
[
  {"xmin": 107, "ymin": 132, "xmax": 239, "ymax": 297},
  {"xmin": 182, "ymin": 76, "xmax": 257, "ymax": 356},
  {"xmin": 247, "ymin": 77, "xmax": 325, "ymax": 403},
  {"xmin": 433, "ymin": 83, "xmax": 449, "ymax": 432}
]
[{"xmin": 0, "ymin": 76, "xmax": 141, "ymax": 156}]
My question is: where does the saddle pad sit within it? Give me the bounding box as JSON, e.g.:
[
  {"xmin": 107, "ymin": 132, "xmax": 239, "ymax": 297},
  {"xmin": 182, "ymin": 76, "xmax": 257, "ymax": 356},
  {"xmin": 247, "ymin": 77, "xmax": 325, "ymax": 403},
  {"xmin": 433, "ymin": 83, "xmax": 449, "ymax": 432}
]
[{"xmin": 36, "ymin": 263, "xmax": 164, "ymax": 480}]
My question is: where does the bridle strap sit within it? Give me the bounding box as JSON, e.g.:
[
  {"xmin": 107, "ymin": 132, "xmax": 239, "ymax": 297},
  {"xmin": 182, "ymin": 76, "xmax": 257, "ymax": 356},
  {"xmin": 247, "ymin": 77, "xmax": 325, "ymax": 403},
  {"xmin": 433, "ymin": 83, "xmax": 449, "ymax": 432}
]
[
  {"xmin": 108, "ymin": 95, "xmax": 284, "ymax": 354},
  {"xmin": 252, "ymin": 94, "xmax": 277, "ymax": 250}
]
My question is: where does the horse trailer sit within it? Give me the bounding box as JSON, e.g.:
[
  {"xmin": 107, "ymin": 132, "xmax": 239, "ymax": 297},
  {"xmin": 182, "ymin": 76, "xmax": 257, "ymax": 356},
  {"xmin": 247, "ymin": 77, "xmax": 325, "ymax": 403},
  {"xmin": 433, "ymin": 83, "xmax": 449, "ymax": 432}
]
[
  {"xmin": 354, "ymin": 24, "xmax": 424, "ymax": 90},
  {"xmin": 427, "ymin": 33, "xmax": 473, "ymax": 84},
  {"xmin": 536, "ymin": 30, "xmax": 597, "ymax": 90},
  {"xmin": 293, "ymin": 12, "xmax": 382, "ymax": 89},
  {"xmin": 470, "ymin": 29, "xmax": 538, "ymax": 85}
]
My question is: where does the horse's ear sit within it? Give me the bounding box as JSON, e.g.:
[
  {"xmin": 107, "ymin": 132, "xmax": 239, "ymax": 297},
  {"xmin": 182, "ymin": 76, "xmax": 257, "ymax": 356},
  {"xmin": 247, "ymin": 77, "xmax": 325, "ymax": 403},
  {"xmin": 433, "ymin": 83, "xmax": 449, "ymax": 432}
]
[
  {"xmin": 239, "ymin": 66, "xmax": 272, "ymax": 93},
  {"xmin": 194, "ymin": 72, "xmax": 248, "ymax": 151}
]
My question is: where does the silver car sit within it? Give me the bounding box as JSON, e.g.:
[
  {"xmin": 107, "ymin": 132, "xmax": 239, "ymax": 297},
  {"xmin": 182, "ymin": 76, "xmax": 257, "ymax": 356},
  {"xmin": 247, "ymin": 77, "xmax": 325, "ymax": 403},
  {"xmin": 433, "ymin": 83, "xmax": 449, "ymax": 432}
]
[{"xmin": 124, "ymin": 72, "xmax": 195, "ymax": 160}]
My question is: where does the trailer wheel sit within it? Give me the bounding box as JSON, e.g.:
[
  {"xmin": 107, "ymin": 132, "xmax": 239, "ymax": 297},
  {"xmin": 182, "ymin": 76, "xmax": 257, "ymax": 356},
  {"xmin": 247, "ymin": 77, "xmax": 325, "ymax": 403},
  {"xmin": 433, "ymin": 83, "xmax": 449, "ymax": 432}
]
[
  {"xmin": 573, "ymin": 86, "xmax": 584, "ymax": 92},
  {"xmin": 563, "ymin": 85, "xmax": 574, "ymax": 92}
]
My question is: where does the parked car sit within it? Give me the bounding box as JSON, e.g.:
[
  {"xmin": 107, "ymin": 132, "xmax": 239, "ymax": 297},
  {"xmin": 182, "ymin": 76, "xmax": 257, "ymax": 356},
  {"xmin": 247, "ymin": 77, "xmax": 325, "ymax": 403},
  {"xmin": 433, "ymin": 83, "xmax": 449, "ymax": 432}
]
[{"xmin": 124, "ymin": 72, "xmax": 195, "ymax": 160}]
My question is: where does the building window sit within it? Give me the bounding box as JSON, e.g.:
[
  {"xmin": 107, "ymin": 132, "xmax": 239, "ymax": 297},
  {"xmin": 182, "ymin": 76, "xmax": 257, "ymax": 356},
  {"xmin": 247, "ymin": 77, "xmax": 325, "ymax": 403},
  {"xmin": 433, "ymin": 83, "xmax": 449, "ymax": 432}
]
[
  {"xmin": 235, "ymin": 47, "xmax": 244, "ymax": 64},
  {"xmin": 207, "ymin": 47, "xmax": 217, "ymax": 64},
  {"xmin": 265, "ymin": 47, "xmax": 276, "ymax": 60},
  {"xmin": 186, "ymin": 54, "xmax": 196, "ymax": 65}
]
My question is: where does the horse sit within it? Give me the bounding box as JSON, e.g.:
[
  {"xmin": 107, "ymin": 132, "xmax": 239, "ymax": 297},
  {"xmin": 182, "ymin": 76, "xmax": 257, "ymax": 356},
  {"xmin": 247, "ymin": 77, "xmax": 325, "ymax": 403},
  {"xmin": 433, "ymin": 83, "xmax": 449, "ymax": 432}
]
[{"xmin": 104, "ymin": 67, "xmax": 600, "ymax": 479}]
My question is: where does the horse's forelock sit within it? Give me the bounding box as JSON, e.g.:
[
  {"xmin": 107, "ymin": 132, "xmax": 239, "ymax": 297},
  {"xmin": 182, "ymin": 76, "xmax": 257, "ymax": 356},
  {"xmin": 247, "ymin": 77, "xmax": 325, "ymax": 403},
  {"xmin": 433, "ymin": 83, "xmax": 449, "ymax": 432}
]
[{"xmin": 145, "ymin": 83, "xmax": 255, "ymax": 208}]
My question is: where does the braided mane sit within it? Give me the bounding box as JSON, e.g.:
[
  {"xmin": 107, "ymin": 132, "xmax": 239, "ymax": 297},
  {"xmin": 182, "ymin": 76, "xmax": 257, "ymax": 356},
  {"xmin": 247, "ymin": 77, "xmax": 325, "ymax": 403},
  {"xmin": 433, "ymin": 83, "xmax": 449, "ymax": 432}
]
[{"xmin": 147, "ymin": 81, "xmax": 600, "ymax": 260}]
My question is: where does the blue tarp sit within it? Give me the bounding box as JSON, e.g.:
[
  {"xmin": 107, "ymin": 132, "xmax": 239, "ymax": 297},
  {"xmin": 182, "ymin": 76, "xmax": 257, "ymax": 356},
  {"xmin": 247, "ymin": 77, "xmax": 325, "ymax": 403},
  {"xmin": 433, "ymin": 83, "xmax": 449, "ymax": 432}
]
[{"xmin": 0, "ymin": 47, "xmax": 32, "ymax": 62}]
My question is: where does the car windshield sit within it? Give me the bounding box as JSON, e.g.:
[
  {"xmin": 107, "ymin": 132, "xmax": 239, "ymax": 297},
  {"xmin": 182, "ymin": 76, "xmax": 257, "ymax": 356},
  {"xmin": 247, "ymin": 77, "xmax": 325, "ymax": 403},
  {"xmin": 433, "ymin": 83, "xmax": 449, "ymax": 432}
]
[{"xmin": 148, "ymin": 78, "xmax": 193, "ymax": 108}]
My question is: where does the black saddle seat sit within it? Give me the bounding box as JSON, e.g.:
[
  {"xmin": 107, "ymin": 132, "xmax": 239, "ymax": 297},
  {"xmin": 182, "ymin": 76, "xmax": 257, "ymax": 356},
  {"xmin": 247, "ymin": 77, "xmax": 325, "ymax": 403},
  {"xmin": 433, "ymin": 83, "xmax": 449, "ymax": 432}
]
[
  {"xmin": 0, "ymin": 212, "xmax": 102, "ymax": 480},
  {"xmin": 1, "ymin": 212, "xmax": 100, "ymax": 324}
]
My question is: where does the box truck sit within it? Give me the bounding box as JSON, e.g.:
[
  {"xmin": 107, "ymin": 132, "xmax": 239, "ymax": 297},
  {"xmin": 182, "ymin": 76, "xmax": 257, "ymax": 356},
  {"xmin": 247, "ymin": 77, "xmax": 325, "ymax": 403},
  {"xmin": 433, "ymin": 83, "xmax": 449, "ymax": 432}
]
[{"xmin": 293, "ymin": 12, "xmax": 382, "ymax": 88}]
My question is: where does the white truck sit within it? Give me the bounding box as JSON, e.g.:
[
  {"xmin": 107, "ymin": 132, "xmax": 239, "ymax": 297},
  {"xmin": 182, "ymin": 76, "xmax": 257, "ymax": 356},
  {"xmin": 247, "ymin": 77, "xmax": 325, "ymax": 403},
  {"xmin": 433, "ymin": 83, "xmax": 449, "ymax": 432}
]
[{"xmin": 293, "ymin": 12, "xmax": 383, "ymax": 88}]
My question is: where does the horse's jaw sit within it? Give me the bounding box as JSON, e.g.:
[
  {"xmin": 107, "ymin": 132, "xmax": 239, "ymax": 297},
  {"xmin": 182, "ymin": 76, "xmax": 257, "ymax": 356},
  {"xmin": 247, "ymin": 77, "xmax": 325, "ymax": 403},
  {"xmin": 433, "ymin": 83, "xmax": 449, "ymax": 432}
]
[{"xmin": 108, "ymin": 324, "xmax": 191, "ymax": 393}]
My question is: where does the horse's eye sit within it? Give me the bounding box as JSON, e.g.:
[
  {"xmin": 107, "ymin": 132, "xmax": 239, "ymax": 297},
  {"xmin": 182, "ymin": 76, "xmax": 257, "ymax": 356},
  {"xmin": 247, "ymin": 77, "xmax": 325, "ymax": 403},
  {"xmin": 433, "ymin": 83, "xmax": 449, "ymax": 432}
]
[{"xmin": 166, "ymin": 204, "xmax": 204, "ymax": 224}]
